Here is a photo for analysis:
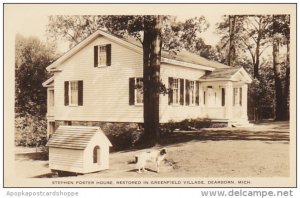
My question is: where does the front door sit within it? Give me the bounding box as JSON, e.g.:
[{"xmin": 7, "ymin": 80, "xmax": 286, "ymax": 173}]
[{"xmin": 206, "ymin": 87, "xmax": 215, "ymax": 107}]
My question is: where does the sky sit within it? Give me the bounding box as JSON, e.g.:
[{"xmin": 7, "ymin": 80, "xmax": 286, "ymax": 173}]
[{"xmin": 14, "ymin": 13, "xmax": 224, "ymax": 53}]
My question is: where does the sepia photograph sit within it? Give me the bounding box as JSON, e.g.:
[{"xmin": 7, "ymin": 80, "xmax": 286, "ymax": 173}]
[{"xmin": 3, "ymin": 3, "xmax": 296, "ymax": 188}]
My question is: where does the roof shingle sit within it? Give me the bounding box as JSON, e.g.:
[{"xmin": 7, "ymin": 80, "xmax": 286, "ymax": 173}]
[
  {"xmin": 46, "ymin": 126, "xmax": 111, "ymax": 150},
  {"xmin": 200, "ymin": 67, "xmax": 242, "ymax": 80}
]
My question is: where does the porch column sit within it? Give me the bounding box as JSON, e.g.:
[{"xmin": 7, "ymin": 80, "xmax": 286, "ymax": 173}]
[
  {"xmin": 242, "ymin": 84, "xmax": 248, "ymax": 119},
  {"xmin": 226, "ymin": 82, "xmax": 233, "ymax": 119}
]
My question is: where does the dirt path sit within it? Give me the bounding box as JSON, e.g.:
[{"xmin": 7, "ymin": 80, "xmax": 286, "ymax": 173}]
[{"xmin": 15, "ymin": 121, "xmax": 290, "ymax": 178}]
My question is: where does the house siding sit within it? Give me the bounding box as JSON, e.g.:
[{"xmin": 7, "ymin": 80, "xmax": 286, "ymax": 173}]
[
  {"xmin": 49, "ymin": 148, "xmax": 84, "ymax": 173},
  {"xmin": 48, "ymin": 33, "xmax": 250, "ymax": 125},
  {"xmin": 54, "ymin": 36, "xmax": 144, "ymax": 122}
]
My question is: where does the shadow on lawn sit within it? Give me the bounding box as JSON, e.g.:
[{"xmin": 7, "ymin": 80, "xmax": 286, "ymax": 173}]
[
  {"xmin": 15, "ymin": 151, "xmax": 48, "ymax": 161},
  {"xmin": 159, "ymin": 129, "xmax": 289, "ymax": 147}
]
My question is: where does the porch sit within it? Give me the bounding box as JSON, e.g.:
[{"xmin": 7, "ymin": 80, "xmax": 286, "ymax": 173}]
[{"xmin": 199, "ymin": 67, "xmax": 252, "ymax": 126}]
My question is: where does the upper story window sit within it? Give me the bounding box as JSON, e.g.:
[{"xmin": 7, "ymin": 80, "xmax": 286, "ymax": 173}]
[
  {"xmin": 94, "ymin": 44, "xmax": 111, "ymax": 67},
  {"xmin": 64, "ymin": 80, "xmax": 83, "ymax": 106}
]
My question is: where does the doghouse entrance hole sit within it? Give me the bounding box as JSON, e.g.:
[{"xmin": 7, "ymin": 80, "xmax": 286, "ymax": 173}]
[{"xmin": 93, "ymin": 146, "xmax": 100, "ymax": 164}]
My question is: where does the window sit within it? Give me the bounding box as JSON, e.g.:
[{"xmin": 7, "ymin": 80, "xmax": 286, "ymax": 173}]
[
  {"xmin": 173, "ymin": 78, "xmax": 180, "ymax": 105},
  {"xmin": 48, "ymin": 121, "xmax": 55, "ymax": 138},
  {"xmin": 168, "ymin": 78, "xmax": 200, "ymax": 106},
  {"xmin": 233, "ymin": 87, "xmax": 242, "ymax": 106},
  {"xmin": 48, "ymin": 89, "xmax": 54, "ymax": 107},
  {"xmin": 64, "ymin": 81, "xmax": 83, "ymax": 106},
  {"xmin": 189, "ymin": 81, "xmax": 195, "ymax": 105},
  {"xmin": 129, "ymin": 77, "xmax": 143, "ymax": 105},
  {"xmin": 168, "ymin": 77, "xmax": 184, "ymax": 105},
  {"xmin": 93, "ymin": 146, "xmax": 100, "ymax": 164},
  {"xmin": 135, "ymin": 78, "xmax": 143, "ymax": 104},
  {"xmin": 94, "ymin": 44, "xmax": 111, "ymax": 67},
  {"xmin": 70, "ymin": 81, "xmax": 78, "ymax": 105}
]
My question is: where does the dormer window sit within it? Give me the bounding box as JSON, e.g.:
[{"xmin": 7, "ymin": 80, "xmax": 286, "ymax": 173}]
[{"xmin": 94, "ymin": 44, "xmax": 111, "ymax": 67}]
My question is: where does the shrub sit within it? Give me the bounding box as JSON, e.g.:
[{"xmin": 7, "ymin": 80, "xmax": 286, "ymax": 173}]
[
  {"xmin": 15, "ymin": 114, "xmax": 47, "ymax": 147},
  {"xmin": 160, "ymin": 118, "xmax": 212, "ymax": 134},
  {"xmin": 101, "ymin": 123, "xmax": 144, "ymax": 151}
]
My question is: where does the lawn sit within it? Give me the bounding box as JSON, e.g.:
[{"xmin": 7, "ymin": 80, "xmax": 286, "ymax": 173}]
[{"xmin": 15, "ymin": 121, "xmax": 290, "ymax": 178}]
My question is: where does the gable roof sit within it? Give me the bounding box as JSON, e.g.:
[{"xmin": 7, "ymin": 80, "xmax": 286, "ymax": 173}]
[
  {"xmin": 161, "ymin": 50, "xmax": 228, "ymax": 69},
  {"xmin": 199, "ymin": 67, "xmax": 252, "ymax": 83},
  {"xmin": 46, "ymin": 29, "xmax": 229, "ymax": 72},
  {"xmin": 46, "ymin": 126, "xmax": 112, "ymax": 150}
]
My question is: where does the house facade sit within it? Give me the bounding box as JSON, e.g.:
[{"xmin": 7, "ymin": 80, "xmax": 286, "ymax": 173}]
[{"xmin": 43, "ymin": 30, "xmax": 252, "ymax": 137}]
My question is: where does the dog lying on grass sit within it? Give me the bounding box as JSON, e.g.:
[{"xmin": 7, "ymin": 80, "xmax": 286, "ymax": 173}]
[{"xmin": 135, "ymin": 148, "xmax": 167, "ymax": 173}]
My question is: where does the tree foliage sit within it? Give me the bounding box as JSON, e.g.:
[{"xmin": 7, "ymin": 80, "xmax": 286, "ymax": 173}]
[
  {"xmin": 15, "ymin": 34, "xmax": 57, "ymax": 147},
  {"xmin": 216, "ymin": 14, "xmax": 290, "ymax": 121},
  {"xmin": 271, "ymin": 15, "xmax": 290, "ymax": 120},
  {"xmin": 47, "ymin": 15, "xmax": 211, "ymax": 57},
  {"xmin": 15, "ymin": 34, "xmax": 57, "ymax": 117}
]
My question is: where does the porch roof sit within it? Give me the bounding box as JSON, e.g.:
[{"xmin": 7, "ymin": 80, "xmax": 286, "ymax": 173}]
[
  {"xmin": 199, "ymin": 67, "xmax": 252, "ymax": 83},
  {"xmin": 42, "ymin": 76, "xmax": 54, "ymax": 87}
]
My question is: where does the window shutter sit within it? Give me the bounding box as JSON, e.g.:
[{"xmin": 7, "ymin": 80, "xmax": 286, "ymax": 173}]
[
  {"xmin": 180, "ymin": 79, "xmax": 184, "ymax": 105},
  {"xmin": 78, "ymin": 81, "xmax": 83, "ymax": 106},
  {"xmin": 233, "ymin": 88, "xmax": 236, "ymax": 106},
  {"xmin": 64, "ymin": 81, "xmax": 69, "ymax": 106},
  {"xmin": 129, "ymin": 78, "xmax": 135, "ymax": 105},
  {"xmin": 196, "ymin": 81, "xmax": 200, "ymax": 106},
  {"xmin": 106, "ymin": 44, "xmax": 111, "ymax": 66},
  {"xmin": 185, "ymin": 80, "xmax": 190, "ymax": 106},
  {"xmin": 168, "ymin": 77, "xmax": 173, "ymax": 105},
  {"xmin": 94, "ymin": 46, "xmax": 98, "ymax": 67},
  {"xmin": 239, "ymin": 87, "xmax": 242, "ymax": 106},
  {"xmin": 222, "ymin": 88, "xmax": 225, "ymax": 106}
]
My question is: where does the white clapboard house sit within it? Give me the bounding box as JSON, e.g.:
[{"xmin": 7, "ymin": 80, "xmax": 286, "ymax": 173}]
[{"xmin": 43, "ymin": 30, "xmax": 252, "ymax": 137}]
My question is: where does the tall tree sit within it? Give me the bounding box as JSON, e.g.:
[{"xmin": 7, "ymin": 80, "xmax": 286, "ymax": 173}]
[
  {"xmin": 271, "ymin": 15, "xmax": 290, "ymax": 120},
  {"xmin": 228, "ymin": 15, "xmax": 237, "ymax": 66},
  {"xmin": 216, "ymin": 15, "xmax": 245, "ymax": 66},
  {"xmin": 15, "ymin": 34, "xmax": 57, "ymax": 117},
  {"xmin": 143, "ymin": 16, "xmax": 163, "ymax": 144},
  {"xmin": 241, "ymin": 15, "xmax": 272, "ymax": 79}
]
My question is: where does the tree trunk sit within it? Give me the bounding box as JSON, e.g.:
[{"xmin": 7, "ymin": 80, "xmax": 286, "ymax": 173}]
[
  {"xmin": 143, "ymin": 22, "xmax": 151, "ymax": 144},
  {"xmin": 273, "ymin": 38, "xmax": 286, "ymax": 120},
  {"xmin": 284, "ymin": 39, "xmax": 290, "ymax": 119},
  {"xmin": 254, "ymin": 36, "xmax": 261, "ymax": 79},
  {"xmin": 284, "ymin": 15, "xmax": 290, "ymax": 120},
  {"xmin": 143, "ymin": 16, "xmax": 163, "ymax": 145},
  {"xmin": 228, "ymin": 15, "xmax": 236, "ymax": 67}
]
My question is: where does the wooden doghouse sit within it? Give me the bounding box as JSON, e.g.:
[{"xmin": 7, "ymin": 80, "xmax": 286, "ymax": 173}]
[{"xmin": 46, "ymin": 126, "xmax": 112, "ymax": 174}]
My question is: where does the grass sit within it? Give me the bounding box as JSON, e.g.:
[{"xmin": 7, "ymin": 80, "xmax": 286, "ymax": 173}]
[{"xmin": 15, "ymin": 121, "xmax": 290, "ymax": 178}]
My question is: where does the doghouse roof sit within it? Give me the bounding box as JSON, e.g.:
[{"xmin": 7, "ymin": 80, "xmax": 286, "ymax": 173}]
[{"xmin": 46, "ymin": 126, "xmax": 112, "ymax": 150}]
